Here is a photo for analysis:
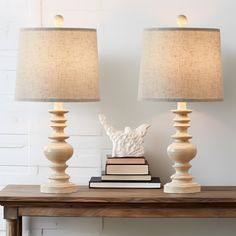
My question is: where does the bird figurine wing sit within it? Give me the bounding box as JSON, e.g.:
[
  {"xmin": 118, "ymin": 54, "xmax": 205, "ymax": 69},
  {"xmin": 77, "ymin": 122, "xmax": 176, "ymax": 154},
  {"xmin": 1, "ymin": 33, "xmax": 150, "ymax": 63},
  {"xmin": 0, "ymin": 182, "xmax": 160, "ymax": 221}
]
[
  {"xmin": 135, "ymin": 124, "xmax": 151, "ymax": 137},
  {"xmin": 98, "ymin": 114, "xmax": 119, "ymax": 137}
]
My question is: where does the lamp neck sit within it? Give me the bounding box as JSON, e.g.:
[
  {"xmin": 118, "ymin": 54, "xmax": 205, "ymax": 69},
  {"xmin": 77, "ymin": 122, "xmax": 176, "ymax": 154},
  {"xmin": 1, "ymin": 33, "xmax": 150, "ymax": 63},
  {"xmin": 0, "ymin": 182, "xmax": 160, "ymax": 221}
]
[
  {"xmin": 177, "ymin": 102, "xmax": 187, "ymax": 110},
  {"xmin": 54, "ymin": 102, "xmax": 64, "ymax": 110}
]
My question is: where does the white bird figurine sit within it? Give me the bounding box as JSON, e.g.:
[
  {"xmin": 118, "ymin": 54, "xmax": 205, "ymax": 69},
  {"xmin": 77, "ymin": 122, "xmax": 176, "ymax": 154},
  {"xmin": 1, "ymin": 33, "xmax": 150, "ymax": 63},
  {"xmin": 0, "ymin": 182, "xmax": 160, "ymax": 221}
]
[{"xmin": 99, "ymin": 114, "xmax": 151, "ymax": 157}]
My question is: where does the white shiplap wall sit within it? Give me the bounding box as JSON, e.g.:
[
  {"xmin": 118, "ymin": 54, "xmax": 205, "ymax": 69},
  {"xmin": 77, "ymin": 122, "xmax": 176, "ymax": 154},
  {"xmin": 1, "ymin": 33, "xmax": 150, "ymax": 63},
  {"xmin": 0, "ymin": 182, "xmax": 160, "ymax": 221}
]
[{"xmin": 1, "ymin": 0, "xmax": 236, "ymax": 235}]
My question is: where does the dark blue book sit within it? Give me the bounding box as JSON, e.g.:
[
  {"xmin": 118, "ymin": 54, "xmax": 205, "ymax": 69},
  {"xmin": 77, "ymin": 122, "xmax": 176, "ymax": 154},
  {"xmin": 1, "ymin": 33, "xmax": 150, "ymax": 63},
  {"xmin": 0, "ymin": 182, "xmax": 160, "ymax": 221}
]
[{"xmin": 89, "ymin": 177, "xmax": 161, "ymax": 189}]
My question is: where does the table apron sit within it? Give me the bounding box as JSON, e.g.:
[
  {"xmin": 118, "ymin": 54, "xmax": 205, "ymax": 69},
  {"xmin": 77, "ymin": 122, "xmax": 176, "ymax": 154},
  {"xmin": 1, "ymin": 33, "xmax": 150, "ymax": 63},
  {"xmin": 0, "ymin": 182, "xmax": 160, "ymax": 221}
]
[{"xmin": 17, "ymin": 206, "xmax": 236, "ymax": 218}]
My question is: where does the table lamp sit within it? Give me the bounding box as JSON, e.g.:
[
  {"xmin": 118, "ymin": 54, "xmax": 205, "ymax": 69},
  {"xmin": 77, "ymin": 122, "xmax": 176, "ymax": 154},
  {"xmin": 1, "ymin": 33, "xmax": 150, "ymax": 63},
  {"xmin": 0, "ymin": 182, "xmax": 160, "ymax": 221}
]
[
  {"xmin": 15, "ymin": 15, "xmax": 100, "ymax": 194},
  {"xmin": 138, "ymin": 15, "xmax": 223, "ymax": 193}
]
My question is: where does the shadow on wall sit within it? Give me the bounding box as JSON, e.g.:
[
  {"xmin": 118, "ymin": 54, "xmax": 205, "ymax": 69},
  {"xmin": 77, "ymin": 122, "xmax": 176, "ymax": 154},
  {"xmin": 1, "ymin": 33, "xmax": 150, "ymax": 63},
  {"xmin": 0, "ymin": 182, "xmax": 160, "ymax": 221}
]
[
  {"xmin": 143, "ymin": 111, "xmax": 174, "ymax": 184},
  {"xmin": 103, "ymin": 218, "xmax": 236, "ymax": 236},
  {"xmin": 221, "ymin": 49, "xmax": 236, "ymax": 106}
]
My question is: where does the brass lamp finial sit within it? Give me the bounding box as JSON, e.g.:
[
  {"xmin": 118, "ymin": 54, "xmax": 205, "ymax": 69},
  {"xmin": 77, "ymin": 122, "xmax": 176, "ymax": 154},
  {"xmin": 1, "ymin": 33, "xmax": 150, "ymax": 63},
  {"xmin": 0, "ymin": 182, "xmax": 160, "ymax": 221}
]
[
  {"xmin": 177, "ymin": 15, "xmax": 188, "ymax": 27},
  {"xmin": 53, "ymin": 15, "xmax": 64, "ymax": 27}
]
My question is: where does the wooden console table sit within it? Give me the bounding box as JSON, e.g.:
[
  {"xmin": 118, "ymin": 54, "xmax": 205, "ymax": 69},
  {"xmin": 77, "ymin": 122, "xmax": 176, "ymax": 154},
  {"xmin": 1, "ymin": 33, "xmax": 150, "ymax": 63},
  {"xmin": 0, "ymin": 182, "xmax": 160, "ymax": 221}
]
[{"xmin": 1, "ymin": 185, "xmax": 236, "ymax": 236}]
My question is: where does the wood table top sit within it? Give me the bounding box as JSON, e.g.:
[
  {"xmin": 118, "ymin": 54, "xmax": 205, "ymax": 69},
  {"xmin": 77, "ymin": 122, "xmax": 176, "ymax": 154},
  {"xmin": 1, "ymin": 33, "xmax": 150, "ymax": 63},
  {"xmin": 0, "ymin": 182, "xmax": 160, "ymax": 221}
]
[{"xmin": 0, "ymin": 185, "xmax": 236, "ymax": 204}]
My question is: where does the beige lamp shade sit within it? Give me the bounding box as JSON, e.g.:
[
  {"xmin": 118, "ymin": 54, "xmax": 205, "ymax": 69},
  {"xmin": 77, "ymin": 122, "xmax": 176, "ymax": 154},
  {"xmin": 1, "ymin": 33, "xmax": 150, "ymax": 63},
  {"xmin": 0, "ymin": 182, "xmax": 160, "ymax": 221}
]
[
  {"xmin": 15, "ymin": 28, "xmax": 100, "ymax": 102},
  {"xmin": 138, "ymin": 28, "xmax": 223, "ymax": 101}
]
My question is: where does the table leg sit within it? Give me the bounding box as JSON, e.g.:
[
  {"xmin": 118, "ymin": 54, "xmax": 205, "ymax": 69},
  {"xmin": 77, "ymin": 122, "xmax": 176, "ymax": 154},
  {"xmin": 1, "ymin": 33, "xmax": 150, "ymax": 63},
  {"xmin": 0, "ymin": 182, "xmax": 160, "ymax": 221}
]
[
  {"xmin": 17, "ymin": 217, "xmax": 22, "ymax": 236},
  {"xmin": 6, "ymin": 219, "xmax": 17, "ymax": 236},
  {"xmin": 4, "ymin": 207, "xmax": 21, "ymax": 236}
]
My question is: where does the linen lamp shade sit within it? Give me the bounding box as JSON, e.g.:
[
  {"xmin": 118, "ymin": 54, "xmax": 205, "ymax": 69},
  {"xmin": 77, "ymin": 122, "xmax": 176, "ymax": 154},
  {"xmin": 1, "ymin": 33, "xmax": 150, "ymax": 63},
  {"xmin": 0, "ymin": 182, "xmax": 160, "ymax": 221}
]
[
  {"xmin": 15, "ymin": 28, "xmax": 100, "ymax": 102},
  {"xmin": 138, "ymin": 28, "xmax": 223, "ymax": 101}
]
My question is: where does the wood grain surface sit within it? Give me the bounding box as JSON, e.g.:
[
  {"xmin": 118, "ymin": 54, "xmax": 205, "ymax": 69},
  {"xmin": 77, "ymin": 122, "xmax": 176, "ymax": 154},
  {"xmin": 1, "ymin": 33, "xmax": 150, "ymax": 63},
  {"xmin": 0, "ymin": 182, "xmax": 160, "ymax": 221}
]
[
  {"xmin": 1, "ymin": 185, "xmax": 236, "ymax": 218},
  {"xmin": 1, "ymin": 185, "xmax": 236, "ymax": 203}
]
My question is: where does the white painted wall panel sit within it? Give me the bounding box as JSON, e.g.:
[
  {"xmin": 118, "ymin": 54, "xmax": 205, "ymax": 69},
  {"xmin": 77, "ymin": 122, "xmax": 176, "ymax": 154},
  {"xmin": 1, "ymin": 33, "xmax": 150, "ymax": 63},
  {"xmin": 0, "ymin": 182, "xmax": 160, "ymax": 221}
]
[
  {"xmin": 0, "ymin": 72, "xmax": 15, "ymax": 94},
  {"xmin": 0, "ymin": 134, "xmax": 28, "ymax": 165},
  {"xmin": 103, "ymin": 218, "xmax": 236, "ymax": 236},
  {"xmin": 0, "ymin": 51, "xmax": 16, "ymax": 71},
  {"xmin": 43, "ymin": 0, "xmax": 102, "ymax": 11}
]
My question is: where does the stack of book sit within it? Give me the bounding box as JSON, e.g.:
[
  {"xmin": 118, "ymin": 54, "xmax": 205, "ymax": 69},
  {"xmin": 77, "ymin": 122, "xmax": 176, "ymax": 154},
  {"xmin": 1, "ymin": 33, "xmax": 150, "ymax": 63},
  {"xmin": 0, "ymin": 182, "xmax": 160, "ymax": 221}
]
[{"xmin": 89, "ymin": 155, "xmax": 161, "ymax": 188}]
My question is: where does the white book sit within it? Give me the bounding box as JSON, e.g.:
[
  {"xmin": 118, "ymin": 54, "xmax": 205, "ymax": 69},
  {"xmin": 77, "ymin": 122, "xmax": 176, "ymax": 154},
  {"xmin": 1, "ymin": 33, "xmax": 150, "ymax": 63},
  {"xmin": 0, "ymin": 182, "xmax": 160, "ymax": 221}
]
[
  {"xmin": 106, "ymin": 162, "xmax": 149, "ymax": 175},
  {"xmin": 102, "ymin": 173, "xmax": 152, "ymax": 181}
]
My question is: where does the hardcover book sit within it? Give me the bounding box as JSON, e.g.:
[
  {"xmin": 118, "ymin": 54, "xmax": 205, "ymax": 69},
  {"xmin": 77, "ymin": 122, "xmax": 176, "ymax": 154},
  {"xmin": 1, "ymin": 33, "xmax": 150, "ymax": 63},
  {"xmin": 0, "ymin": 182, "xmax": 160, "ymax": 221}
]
[
  {"xmin": 106, "ymin": 156, "xmax": 146, "ymax": 164},
  {"xmin": 101, "ymin": 171, "xmax": 151, "ymax": 181},
  {"xmin": 105, "ymin": 161, "xmax": 149, "ymax": 175},
  {"xmin": 89, "ymin": 177, "xmax": 161, "ymax": 189}
]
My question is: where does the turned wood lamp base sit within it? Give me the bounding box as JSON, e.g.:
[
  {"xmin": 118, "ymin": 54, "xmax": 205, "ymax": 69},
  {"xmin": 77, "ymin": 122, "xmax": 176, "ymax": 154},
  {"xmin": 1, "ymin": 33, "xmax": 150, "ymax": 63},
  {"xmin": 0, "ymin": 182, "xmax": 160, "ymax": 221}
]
[
  {"xmin": 41, "ymin": 183, "xmax": 78, "ymax": 194},
  {"xmin": 164, "ymin": 102, "xmax": 201, "ymax": 194},
  {"xmin": 41, "ymin": 103, "xmax": 78, "ymax": 194},
  {"xmin": 164, "ymin": 182, "xmax": 200, "ymax": 194}
]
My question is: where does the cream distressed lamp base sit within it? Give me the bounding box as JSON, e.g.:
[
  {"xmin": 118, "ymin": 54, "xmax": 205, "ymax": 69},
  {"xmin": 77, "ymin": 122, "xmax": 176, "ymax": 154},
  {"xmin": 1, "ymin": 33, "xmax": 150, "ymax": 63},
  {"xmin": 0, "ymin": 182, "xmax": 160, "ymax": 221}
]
[
  {"xmin": 40, "ymin": 103, "xmax": 78, "ymax": 194},
  {"xmin": 164, "ymin": 102, "xmax": 201, "ymax": 194},
  {"xmin": 41, "ymin": 183, "xmax": 78, "ymax": 194}
]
